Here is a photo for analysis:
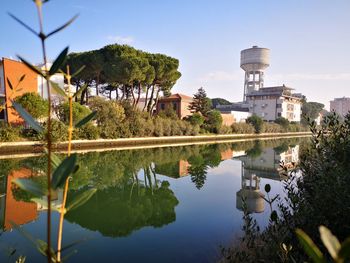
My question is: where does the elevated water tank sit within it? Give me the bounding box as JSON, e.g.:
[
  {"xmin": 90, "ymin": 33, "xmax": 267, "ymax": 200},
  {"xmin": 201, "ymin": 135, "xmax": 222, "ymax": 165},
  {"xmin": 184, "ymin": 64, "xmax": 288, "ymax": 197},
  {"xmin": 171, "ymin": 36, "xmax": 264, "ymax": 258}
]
[{"xmin": 240, "ymin": 46, "xmax": 270, "ymax": 101}]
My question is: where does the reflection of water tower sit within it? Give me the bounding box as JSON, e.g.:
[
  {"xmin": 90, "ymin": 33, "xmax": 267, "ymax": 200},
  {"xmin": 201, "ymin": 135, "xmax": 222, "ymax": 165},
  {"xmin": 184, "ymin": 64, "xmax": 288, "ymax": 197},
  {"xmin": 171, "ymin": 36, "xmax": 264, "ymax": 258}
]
[
  {"xmin": 236, "ymin": 165, "xmax": 265, "ymax": 214},
  {"xmin": 240, "ymin": 46, "xmax": 270, "ymax": 101}
]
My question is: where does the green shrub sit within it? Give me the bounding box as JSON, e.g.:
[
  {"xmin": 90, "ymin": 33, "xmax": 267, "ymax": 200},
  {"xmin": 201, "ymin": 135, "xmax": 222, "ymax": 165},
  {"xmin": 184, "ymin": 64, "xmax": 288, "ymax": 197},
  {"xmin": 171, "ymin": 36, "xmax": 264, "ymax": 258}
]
[
  {"xmin": 185, "ymin": 112, "xmax": 205, "ymax": 126},
  {"xmin": 262, "ymin": 122, "xmax": 282, "ymax": 133},
  {"xmin": 247, "ymin": 115, "xmax": 264, "ymax": 133},
  {"xmin": 231, "ymin": 123, "xmax": 255, "ymax": 134},
  {"xmin": 274, "ymin": 117, "xmax": 289, "ymax": 130},
  {"xmin": 14, "ymin": 92, "xmax": 49, "ymax": 119},
  {"xmin": 204, "ymin": 110, "xmax": 223, "ymax": 133},
  {"xmin": 39, "ymin": 119, "xmax": 68, "ymax": 142},
  {"xmin": 0, "ymin": 123, "xmax": 21, "ymax": 142},
  {"xmin": 153, "ymin": 118, "xmax": 164, "ymax": 137},
  {"xmin": 217, "ymin": 125, "xmax": 231, "ymax": 134},
  {"xmin": 56, "ymin": 101, "xmax": 91, "ymax": 124},
  {"xmin": 74, "ymin": 123, "xmax": 100, "ymax": 140}
]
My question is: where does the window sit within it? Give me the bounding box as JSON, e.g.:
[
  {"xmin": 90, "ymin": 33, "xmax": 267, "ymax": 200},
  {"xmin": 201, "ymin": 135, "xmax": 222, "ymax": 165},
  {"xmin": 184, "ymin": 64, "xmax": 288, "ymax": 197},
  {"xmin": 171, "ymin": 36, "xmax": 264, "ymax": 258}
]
[
  {"xmin": 173, "ymin": 102, "xmax": 177, "ymax": 111},
  {"xmin": 276, "ymin": 103, "xmax": 282, "ymax": 108},
  {"xmin": 277, "ymin": 112, "xmax": 282, "ymax": 117},
  {"xmin": 160, "ymin": 103, "xmax": 165, "ymax": 110}
]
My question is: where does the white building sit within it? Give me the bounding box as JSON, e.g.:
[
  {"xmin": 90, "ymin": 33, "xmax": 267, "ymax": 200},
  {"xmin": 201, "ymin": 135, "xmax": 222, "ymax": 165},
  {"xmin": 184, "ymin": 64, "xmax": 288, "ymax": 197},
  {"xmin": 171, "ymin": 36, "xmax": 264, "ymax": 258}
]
[
  {"xmin": 246, "ymin": 85, "xmax": 302, "ymax": 122},
  {"xmin": 330, "ymin": 97, "xmax": 350, "ymax": 118}
]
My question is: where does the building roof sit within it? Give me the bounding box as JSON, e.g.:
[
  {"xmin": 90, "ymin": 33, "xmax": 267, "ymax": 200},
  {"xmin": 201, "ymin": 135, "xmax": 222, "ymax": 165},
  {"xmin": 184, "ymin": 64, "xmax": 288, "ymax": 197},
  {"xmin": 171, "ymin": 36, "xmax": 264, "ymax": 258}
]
[
  {"xmin": 159, "ymin": 93, "xmax": 193, "ymax": 101},
  {"xmin": 247, "ymin": 85, "xmax": 301, "ymax": 100},
  {"xmin": 216, "ymin": 103, "xmax": 250, "ymax": 112}
]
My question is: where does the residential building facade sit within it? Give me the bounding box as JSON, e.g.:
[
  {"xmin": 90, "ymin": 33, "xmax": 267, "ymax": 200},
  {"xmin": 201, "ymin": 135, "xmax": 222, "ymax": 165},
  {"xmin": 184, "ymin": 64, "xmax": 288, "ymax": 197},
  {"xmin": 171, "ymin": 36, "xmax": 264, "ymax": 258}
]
[
  {"xmin": 156, "ymin": 93, "xmax": 193, "ymax": 119},
  {"xmin": 330, "ymin": 97, "xmax": 350, "ymax": 117}
]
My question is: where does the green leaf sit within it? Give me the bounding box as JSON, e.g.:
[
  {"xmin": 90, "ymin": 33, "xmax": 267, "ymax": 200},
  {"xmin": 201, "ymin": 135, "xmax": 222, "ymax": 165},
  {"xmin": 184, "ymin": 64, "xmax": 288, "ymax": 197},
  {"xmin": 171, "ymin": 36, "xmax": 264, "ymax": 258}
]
[
  {"xmin": 12, "ymin": 178, "xmax": 46, "ymax": 197},
  {"xmin": 46, "ymin": 14, "xmax": 79, "ymax": 38},
  {"xmin": 17, "ymin": 55, "xmax": 45, "ymax": 77},
  {"xmin": 319, "ymin": 226, "xmax": 340, "ymax": 260},
  {"xmin": 44, "ymin": 148, "xmax": 61, "ymax": 168},
  {"xmin": 49, "ymin": 47, "xmax": 69, "ymax": 75},
  {"xmin": 31, "ymin": 198, "xmax": 61, "ymax": 212},
  {"xmin": 8, "ymin": 13, "xmax": 38, "ymax": 36},
  {"xmin": 339, "ymin": 237, "xmax": 350, "ymax": 261},
  {"xmin": 11, "ymin": 101, "xmax": 43, "ymax": 132},
  {"xmin": 296, "ymin": 228, "xmax": 325, "ymax": 263},
  {"xmin": 73, "ymin": 83, "xmax": 88, "ymax": 98},
  {"xmin": 51, "ymin": 154, "xmax": 77, "ymax": 189},
  {"xmin": 75, "ymin": 111, "xmax": 96, "ymax": 128},
  {"xmin": 265, "ymin": 184, "xmax": 271, "ymax": 193},
  {"xmin": 6, "ymin": 78, "xmax": 13, "ymax": 90},
  {"xmin": 50, "ymin": 80, "xmax": 67, "ymax": 98},
  {"xmin": 66, "ymin": 188, "xmax": 96, "ymax": 212},
  {"xmin": 71, "ymin": 65, "xmax": 86, "ymax": 78}
]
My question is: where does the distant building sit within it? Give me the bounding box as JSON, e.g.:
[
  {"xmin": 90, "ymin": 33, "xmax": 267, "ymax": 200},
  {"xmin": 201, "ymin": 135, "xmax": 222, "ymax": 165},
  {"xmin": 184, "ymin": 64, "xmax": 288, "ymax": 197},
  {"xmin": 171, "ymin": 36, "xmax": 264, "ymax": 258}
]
[
  {"xmin": 216, "ymin": 103, "xmax": 251, "ymax": 123},
  {"xmin": 0, "ymin": 58, "xmax": 64, "ymax": 124},
  {"xmin": 156, "ymin": 93, "xmax": 193, "ymax": 119},
  {"xmin": 246, "ymin": 85, "xmax": 302, "ymax": 122},
  {"xmin": 330, "ymin": 97, "xmax": 350, "ymax": 117}
]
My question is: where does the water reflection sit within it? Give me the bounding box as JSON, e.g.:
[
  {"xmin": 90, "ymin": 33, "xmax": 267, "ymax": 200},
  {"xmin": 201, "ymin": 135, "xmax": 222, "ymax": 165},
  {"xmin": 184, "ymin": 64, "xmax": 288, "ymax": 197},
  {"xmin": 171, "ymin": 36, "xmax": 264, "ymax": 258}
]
[
  {"xmin": 235, "ymin": 142, "xmax": 300, "ymax": 214},
  {"xmin": 0, "ymin": 138, "xmax": 303, "ymax": 238}
]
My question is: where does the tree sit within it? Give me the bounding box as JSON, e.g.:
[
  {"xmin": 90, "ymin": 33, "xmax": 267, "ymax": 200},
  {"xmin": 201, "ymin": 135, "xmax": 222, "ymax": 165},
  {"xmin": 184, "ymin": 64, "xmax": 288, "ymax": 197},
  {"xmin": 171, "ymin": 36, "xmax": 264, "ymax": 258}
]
[
  {"xmin": 56, "ymin": 101, "xmax": 91, "ymax": 124},
  {"xmin": 204, "ymin": 110, "xmax": 223, "ymax": 133},
  {"xmin": 301, "ymin": 101, "xmax": 324, "ymax": 125},
  {"xmin": 211, "ymin": 98, "xmax": 232, "ymax": 108},
  {"xmin": 247, "ymin": 115, "xmax": 264, "ymax": 133},
  {"xmin": 188, "ymin": 87, "xmax": 212, "ymax": 116},
  {"xmin": 14, "ymin": 92, "xmax": 49, "ymax": 119},
  {"xmin": 274, "ymin": 117, "xmax": 289, "ymax": 130}
]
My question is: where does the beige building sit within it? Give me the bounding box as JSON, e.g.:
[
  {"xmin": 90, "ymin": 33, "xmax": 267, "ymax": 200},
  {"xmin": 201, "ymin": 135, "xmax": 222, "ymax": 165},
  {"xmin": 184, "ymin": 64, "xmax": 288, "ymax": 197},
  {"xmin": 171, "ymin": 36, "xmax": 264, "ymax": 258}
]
[
  {"xmin": 156, "ymin": 93, "xmax": 193, "ymax": 119},
  {"xmin": 246, "ymin": 85, "xmax": 302, "ymax": 122},
  {"xmin": 330, "ymin": 97, "xmax": 350, "ymax": 118}
]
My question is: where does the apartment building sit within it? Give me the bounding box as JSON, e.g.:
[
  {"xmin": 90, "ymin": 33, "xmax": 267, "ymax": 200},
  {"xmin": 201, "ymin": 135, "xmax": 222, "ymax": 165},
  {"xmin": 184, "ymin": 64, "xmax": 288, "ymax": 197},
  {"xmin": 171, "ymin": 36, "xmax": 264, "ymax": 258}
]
[{"xmin": 330, "ymin": 97, "xmax": 350, "ymax": 117}]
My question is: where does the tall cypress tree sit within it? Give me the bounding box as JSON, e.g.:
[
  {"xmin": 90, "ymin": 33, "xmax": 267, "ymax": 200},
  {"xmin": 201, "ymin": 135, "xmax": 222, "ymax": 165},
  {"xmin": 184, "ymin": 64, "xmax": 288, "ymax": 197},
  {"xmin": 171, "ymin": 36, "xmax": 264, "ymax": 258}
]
[{"xmin": 188, "ymin": 87, "xmax": 212, "ymax": 116}]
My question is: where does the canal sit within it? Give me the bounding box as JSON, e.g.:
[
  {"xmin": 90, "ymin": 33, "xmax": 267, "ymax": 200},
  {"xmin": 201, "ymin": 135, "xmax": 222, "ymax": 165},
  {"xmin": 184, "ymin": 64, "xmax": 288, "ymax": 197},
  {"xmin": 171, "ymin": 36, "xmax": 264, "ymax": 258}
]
[{"xmin": 0, "ymin": 137, "xmax": 308, "ymax": 262}]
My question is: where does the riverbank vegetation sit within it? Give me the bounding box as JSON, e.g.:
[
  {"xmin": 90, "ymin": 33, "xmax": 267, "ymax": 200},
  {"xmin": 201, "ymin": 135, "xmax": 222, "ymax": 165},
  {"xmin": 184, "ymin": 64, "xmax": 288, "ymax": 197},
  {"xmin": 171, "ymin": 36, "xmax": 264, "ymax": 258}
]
[{"xmin": 222, "ymin": 112, "xmax": 350, "ymax": 262}]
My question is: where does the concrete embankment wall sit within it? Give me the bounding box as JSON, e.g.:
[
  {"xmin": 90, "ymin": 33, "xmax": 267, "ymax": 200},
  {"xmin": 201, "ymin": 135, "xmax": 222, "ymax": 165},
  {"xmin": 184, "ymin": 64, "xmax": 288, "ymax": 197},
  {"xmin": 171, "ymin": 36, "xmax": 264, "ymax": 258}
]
[{"xmin": 0, "ymin": 132, "xmax": 311, "ymax": 157}]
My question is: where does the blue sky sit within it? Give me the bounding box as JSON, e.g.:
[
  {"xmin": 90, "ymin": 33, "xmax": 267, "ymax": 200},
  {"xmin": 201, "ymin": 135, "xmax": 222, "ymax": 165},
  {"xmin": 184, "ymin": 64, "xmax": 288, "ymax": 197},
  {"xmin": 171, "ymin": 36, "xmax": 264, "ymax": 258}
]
[{"xmin": 1, "ymin": 0, "xmax": 350, "ymax": 109}]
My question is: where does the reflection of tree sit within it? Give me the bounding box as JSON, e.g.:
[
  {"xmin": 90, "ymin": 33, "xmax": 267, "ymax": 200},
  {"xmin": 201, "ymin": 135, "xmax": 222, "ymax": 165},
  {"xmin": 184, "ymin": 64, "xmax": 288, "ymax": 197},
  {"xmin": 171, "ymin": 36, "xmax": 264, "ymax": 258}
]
[
  {"xmin": 65, "ymin": 181, "xmax": 179, "ymax": 237},
  {"xmin": 188, "ymin": 155, "xmax": 208, "ymax": 190},
  {"xmin": 246, "ymin": 141, "xmax": 263, "ymax": 159}
]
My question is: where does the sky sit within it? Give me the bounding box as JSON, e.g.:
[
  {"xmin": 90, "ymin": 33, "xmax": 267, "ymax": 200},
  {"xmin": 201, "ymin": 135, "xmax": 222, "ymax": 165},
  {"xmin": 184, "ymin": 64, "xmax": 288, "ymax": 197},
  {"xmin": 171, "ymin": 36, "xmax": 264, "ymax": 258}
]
[{"xmin": 1, "ymin": 0, "xmax": 350, "ymax": 109}]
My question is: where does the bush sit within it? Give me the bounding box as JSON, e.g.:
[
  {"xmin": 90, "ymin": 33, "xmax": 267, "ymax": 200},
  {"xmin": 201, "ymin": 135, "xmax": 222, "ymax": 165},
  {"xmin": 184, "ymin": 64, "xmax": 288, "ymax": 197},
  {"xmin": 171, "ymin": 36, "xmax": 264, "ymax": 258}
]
[
  {"xmin": 56, "ymin": 101, "xmax": 91, "ymax": 124},
  {"xmin": 231, "ymin": 123, "xmax": 255, "ymax": 134},
  {"xmin": 14, "ymin": 92, "xmax": 49, "ymax": 119},
  {"xmin": 38, "ymin": 119, "xmax": 68, "ymax": 142},
  {"xmin": 204, "ymin": 110, "xmax": 223, "ymax": 133},
  {"xmin": 74, "ymin": 123, "xmax": 100, "ymax": 140},
  {"xmin": 262, "ymin": 122, "xmax": 282, "ymax": 133},
  {"xmin": 0, "ymin": 123, "xmax": 21, "ymax": 142},
  {"xmin": 274, "ymin": 117, "xmax": 289, "ymax": 130},
  {"xmin": 185, "ymin": 112, "xmax": 204, "ymax": 126},
  {"xmin": 217, "ymin": 125, "xmax": 231, "ymax": 134},
  {"xmin": 247, "ymin": 115, "xmax": 263, "ymax": 133}
]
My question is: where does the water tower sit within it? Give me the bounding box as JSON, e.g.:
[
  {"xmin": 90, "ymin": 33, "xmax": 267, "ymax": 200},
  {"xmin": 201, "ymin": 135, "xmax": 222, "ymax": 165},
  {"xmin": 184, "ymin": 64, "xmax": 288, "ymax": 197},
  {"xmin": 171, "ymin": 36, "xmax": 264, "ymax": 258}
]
[{"xmin": 240, "ymin": 46, "xmax": 270, "ymax": 101}]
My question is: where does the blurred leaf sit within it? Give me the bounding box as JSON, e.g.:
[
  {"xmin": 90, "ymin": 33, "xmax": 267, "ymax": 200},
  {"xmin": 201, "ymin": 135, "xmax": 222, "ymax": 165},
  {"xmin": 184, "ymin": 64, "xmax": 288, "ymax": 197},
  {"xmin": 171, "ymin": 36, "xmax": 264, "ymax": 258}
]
[
  {"xmin": 11, "ymin": 101, "xmax": 43, "ymax": 132},
  {"xmin": 46, "ymin": 14, "xmax": 79, "ymax": 38},
  {"xmin": 17, "ymin": 55, "xmax": 45, "ymax": 77},
  {"xmin": 51, "ymin": 154, "xmax": 77, "ymax": 189},
  {"xmin": 265, "ymin": 184, "xmax": 271, "ymax": 193},
  {"xmin": 12, "ymin": 178, "xmax": 46, "ymax": 197},
  {"xmin": 73, "ymin": 83, "xmax": 88, "ymax": 98},
  {"xmin": 19, "ymin": 74, "xmax": 26, "ymax": 83},
  {"xmin": 6, "ymin": 78, "xmax": 13, "ymax": 90},
  {"xmin": 50, "ymin": 80, "xmax": 67, "ymax": 98},
  {"xmin": 319, "ymin": 226, "xmax": 340, "ymax": 260},
  {"xmin": 44, "ymin": 148, "xmax": 61, "ymax": 169},
  {"xmin": 71, "ymin": 65, "xmax": 86, "ymax": 78},
  {"xmin": 270, "ymin": 210, "xmax": 278, "ymax": 222},
  {"xmin": 8, "ymin": 13, "xmax": 38, "ymax": 36},
  {"xmin": 75, "ymin": 111, "xmax": 96, "ymax": 128},
  {"xmin": 296, "ymin": 228, "xmax": 325, "ymax": 263},
  {"xmin": 66, "ymin": 188, "xmax": 96, "ymax": 212},
  {"xmin": 49, "ymin": 47, "xmax": 69, "ymax": 75},
  {"xmin": 339, "ymin": 237, "xmax": 350, "ymax": 261},
  {"xmin": 31, "ymin": 198, "xmax": 61, "ymax": 212}
]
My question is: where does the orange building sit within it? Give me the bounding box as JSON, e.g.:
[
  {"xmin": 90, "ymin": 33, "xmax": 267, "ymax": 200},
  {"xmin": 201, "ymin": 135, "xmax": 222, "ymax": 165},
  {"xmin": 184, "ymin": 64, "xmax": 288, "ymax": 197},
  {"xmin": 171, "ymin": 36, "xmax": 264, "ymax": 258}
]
[
  {"xmin": 156, "ymin": 93, "xmax": 193, "ymax": 119},
  {"xmin": 0, "ymin": 168, "xmax": 38, "ymax": 231},
  {"xmin": 0, "ymin": 58, "xmax": 38, "ymax": 124}
]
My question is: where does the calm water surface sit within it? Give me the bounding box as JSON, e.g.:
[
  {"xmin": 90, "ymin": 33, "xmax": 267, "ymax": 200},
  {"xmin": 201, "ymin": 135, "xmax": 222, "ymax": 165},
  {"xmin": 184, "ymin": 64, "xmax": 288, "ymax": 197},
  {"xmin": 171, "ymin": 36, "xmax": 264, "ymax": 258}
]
[{"xmin": 0, "ymin": 138, "xmax": 307, "ymax": 262}]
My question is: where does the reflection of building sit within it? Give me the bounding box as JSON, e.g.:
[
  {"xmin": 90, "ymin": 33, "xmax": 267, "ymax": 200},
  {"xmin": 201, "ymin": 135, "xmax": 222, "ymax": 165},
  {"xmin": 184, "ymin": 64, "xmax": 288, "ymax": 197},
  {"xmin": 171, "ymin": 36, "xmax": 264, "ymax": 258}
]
[
  {"xmin": 156, "ymin": 93, "xmax": 193, "ymax": 119},
  {"xmin": 155, "ymin": 160, "xmax": 191, "ymax": 178},
  {"xmin": 0, "ymin": 168, "xmax": 38, "ymax": 231},
  {"xmin": 236, "ymin": 145, "xmax": 300, "ymax": 214}
]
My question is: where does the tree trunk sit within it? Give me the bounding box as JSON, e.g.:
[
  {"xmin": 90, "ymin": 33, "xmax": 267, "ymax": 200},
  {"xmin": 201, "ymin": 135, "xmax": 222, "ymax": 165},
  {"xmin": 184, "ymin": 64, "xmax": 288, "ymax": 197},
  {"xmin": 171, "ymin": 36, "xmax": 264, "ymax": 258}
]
[
  {"xmin": 135, "ymin": 83, "xmax": 142, "ymax": 110},
  {"xmin": 147, "ymin": 85, "xmax": 155, "ymax": 112},
  {"xmin": 95, "ymin": 75, "xmax": 99, "ymax": 96},
  {"xmin": 150, "ymin": 88, "xmax": 160, "ymax": 115},
  {"xmin": 143, "ymin": 85, "xmax": 150, "ymax": 111}
]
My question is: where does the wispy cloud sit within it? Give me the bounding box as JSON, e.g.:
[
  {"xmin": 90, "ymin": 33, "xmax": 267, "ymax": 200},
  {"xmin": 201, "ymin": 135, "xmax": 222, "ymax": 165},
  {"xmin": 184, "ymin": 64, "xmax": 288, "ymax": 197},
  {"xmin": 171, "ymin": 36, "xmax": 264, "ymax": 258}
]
[
  {"xmin": 199, "ymin": 70, "xmax": 242, "ymax": 82},
  {"xmin": 107, "ymin": 35, "xmax": 134, "ymax": 45}
]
